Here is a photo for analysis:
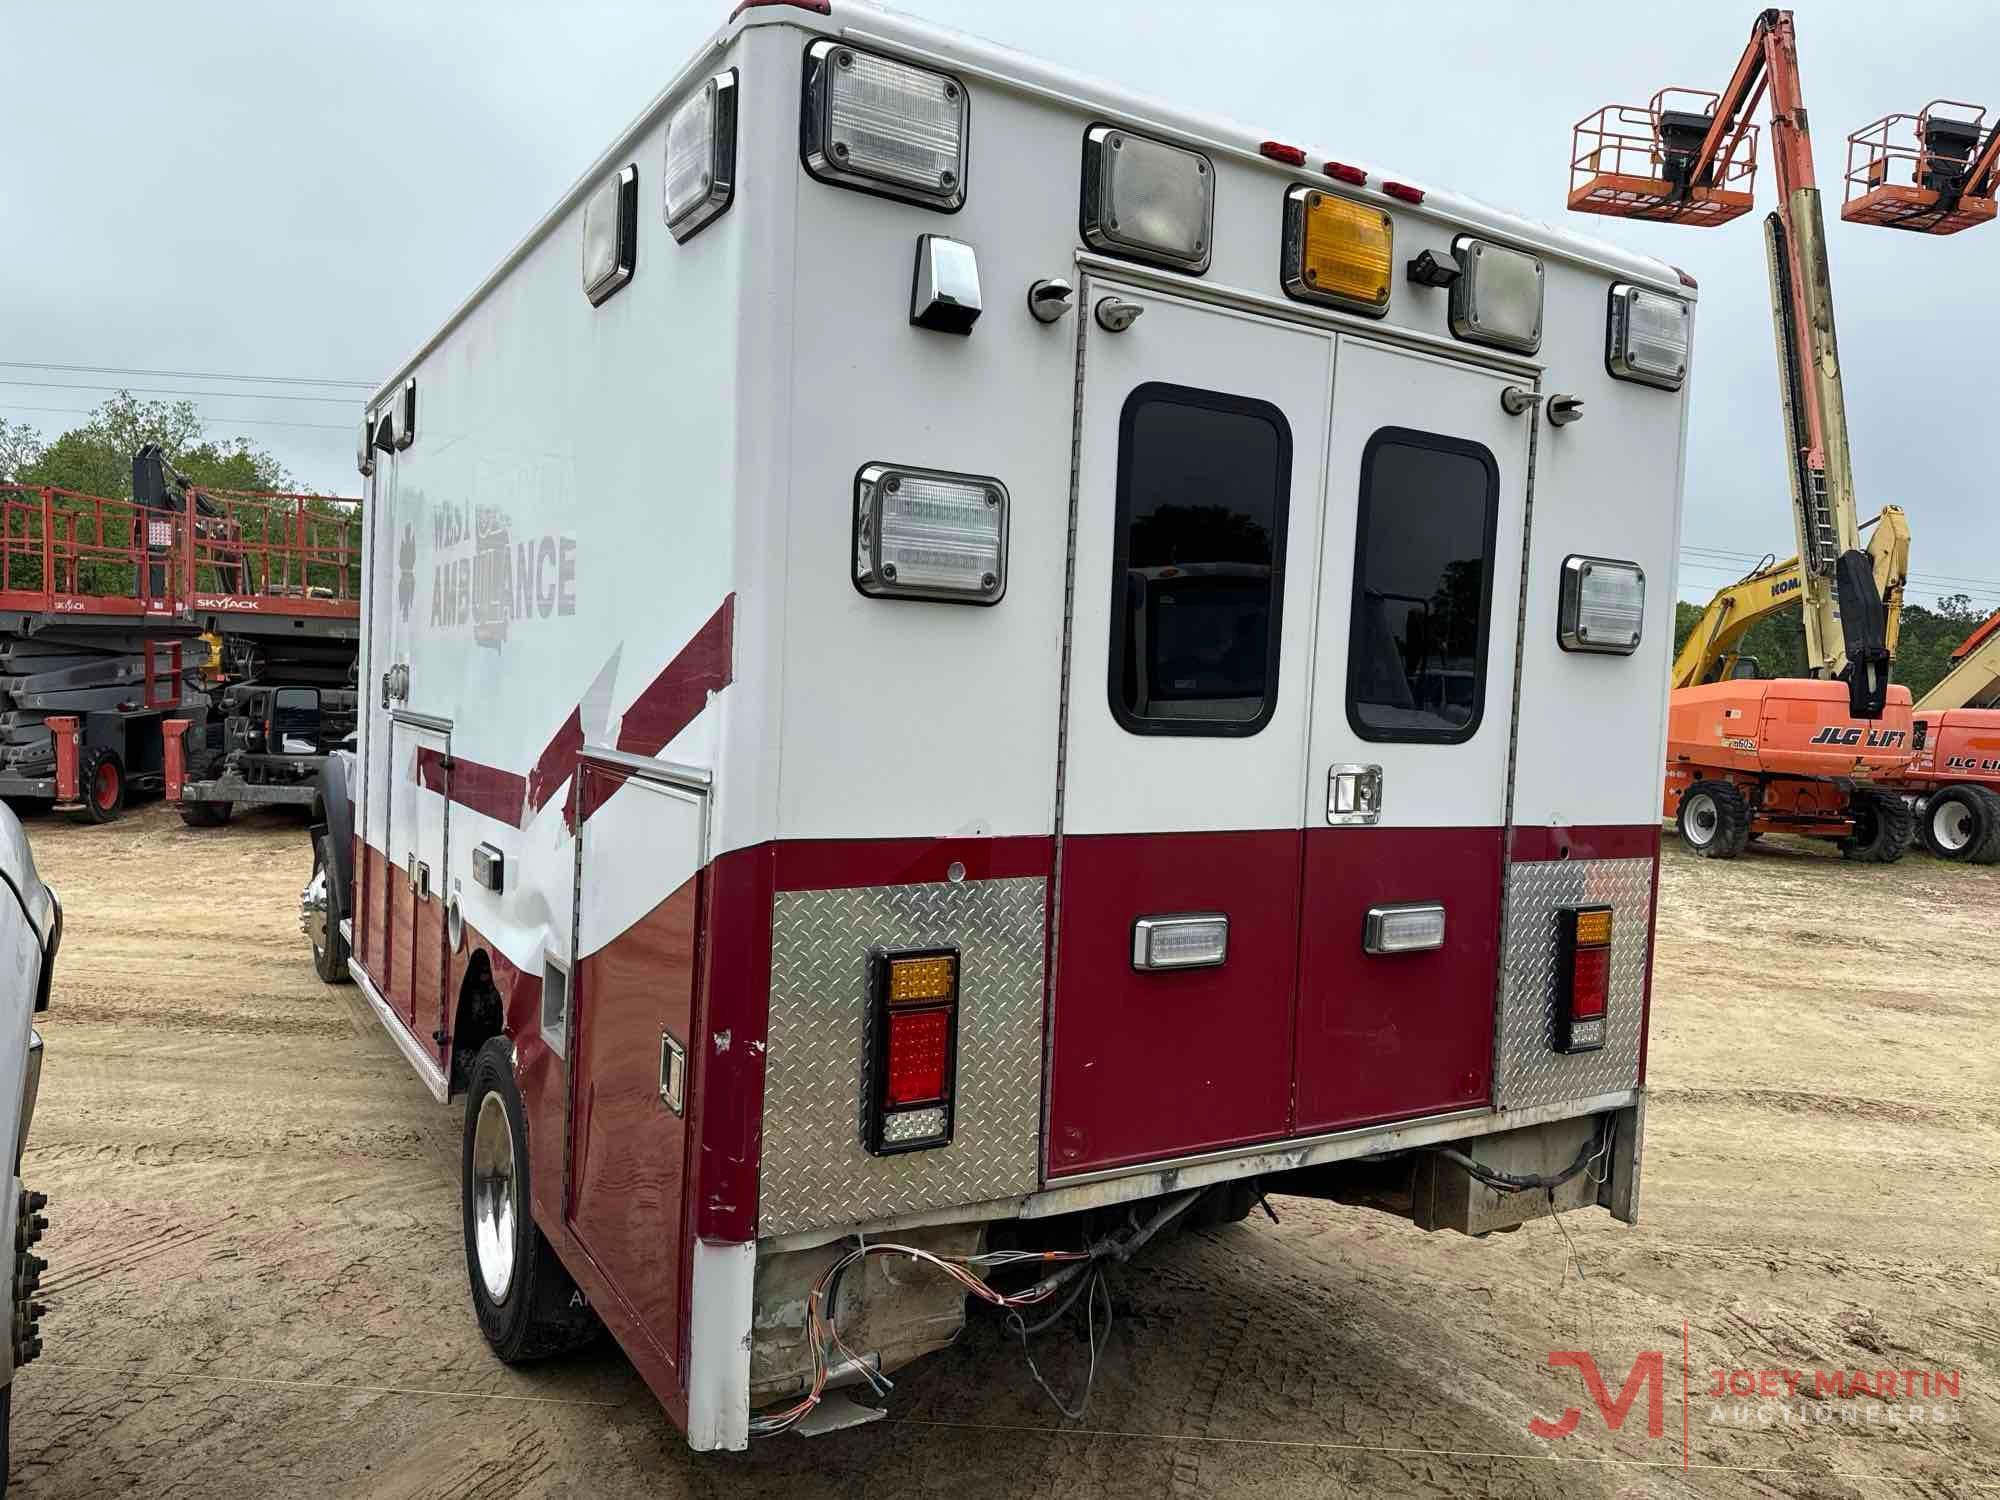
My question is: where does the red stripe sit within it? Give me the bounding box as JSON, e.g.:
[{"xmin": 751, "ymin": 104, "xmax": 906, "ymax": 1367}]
[
  {"xmin": 617, "ymin": 597, "xmax": 734, "ymax": 759},
  {"xmin": 525, "ymin": 708, "xmax": 583, "ymax": 818},
  {"xmin": 1508, "ymin": 823, "xmax": 1661, "ymax": 862},
  {"xmin": 773, "ymin": 834, "xmax": 1052, "ymax": 892}
]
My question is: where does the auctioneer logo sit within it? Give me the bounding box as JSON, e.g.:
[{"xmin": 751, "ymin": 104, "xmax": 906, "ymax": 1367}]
[{"xmin": 1529, "ymin": 1338, "xmax": 1964, "ymax": 1466}]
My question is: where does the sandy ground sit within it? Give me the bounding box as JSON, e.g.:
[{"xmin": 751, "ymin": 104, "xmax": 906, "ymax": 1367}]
[{"xmin": 8, "ymin": 802, "xmax": 1997, "ymax": 1498}]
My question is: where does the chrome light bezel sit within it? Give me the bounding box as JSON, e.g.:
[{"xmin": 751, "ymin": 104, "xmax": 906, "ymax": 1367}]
[
  {"xmin": 801, "ymin": 40, "xmax": 968, "ymax": 212},
  {"xmin": 1558, "ymin": 555, "xmax": 1646, "ymax": 655},
  {"xmin": 582, "ymin": 164, "xmax": 639, "ymax": 306},
  {"xmin": 1606, "ymin": 282, "xmax": 1691, "ymax": 389},
  {"xmin": 1280, "ymin": 184, "xmax": 1393, "ymax": 317},
  {"xmin": 1081, "ymin": 124, "xmax": 1215, "ymax": 274},
  {"xmin": 852, "ymin": 462, "xmax": 1009, "ymax": 606},
  {"xmin": 1131, "ymin": 913, "xmax": 1230, "ymax": 971},
  {"xmin": 664, "ymin": 70, "xmax": 738, "ymax": 244},
  {"xmin": 1448, "ymin": 236, "xmax": 1545, "ymax": 354}
]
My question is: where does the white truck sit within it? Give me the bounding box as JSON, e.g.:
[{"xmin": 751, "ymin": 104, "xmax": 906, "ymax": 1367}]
[
  {"xmin": 0, "ymin": 806, "xmax": 56, "ymax": 1487},
  {"xmin": 310, "ymin": 0, "xmax": 1692, "ymax": 1448}
]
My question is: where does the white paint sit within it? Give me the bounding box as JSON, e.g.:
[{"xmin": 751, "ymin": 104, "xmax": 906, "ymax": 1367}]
[{"xmin": 685, "ymin": 1238, "xmax": 755, "ymax": 1452}]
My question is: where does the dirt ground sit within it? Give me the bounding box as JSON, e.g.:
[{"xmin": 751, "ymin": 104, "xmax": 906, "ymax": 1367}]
[{"xmin": 9, "ymin": 801, "xmax": 1997, "ymax": 1498}]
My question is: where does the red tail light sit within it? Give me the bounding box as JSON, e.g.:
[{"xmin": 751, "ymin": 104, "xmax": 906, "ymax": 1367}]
[
  {"xmin": 1556, "ymin": 906, "xmax": 1612, "ymax": 1053},
  {"xmin": 868, "ymin": 948, "xmax": 959, "ymax": 1154}
]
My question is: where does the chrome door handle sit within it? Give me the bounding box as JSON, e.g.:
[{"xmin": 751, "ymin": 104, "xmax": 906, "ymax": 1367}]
[
  {"xmin": 1093, "ymin": 295, "xmax": 1144, "ymax": 333},
  {"xmin": 1327, "ymin": 764, "xmax": 1383, "ymax": 826}
]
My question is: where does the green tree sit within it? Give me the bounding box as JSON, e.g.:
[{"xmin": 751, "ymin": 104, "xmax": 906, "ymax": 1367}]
[
  {"xmin": 1673, "ymin": 589, "xmax": 1989, "ymax": 702},
  {"xmin": 0, "ymin": 418, "xmax": 42, "ymax": 483}
]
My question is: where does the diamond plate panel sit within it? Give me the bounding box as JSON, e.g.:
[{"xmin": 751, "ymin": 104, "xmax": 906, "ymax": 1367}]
[
  {"xmin": 761, "ymin": 876, "xmax": 1046, "ymax": 1238},
  {"xmin": 1496, "ymin": 856, "xmax": 1653, "ymax": 1111}
]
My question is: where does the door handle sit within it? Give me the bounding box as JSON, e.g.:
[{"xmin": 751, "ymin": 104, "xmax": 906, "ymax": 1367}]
[
  {"xmin": 1093, "ymin": 295, "xmax": 1144, "ymax": 333},
  {"xmin": 1327, "ymin": 764, "xmax": 1383, "ymax": 826},
  {"xmin": 659, "ymin": 1032, "xmax": 687, "ymax": 1116}
]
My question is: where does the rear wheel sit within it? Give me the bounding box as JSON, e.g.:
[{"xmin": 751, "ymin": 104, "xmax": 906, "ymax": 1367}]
[
  {"xmin": 1918, "ymin": 786, "xmax": 1993, "ymax": 860},
  {"xmin": 1677, "ymin": 779, "xmax": 1751, "ymax": 859},
  {"xmin": 462, "ymin": 1039, "xmax": 597, "ymax": 1363},
  {"xmin": 1841, "ymin": 789, "xmax": 1913, "ymax": 864},
  {"xmin": 179, "ymin": 800, "xmax": 232, "ymax": 828},
  {"xmin": 68, "ymin": 748, "xmax": 124, "ymax": 825},
  {"xmin": 307, "ymin": 835, "xmax": 351, "ymax": 985}
]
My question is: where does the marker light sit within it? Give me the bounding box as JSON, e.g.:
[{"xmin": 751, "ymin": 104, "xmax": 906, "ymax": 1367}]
[
  {"xmin": 1607, "ymin": 283, "xmax": 1691, "ymax": 389},
  {"xmin": 581, "ymin": 165, "xmax": 638, "ymax": 306},
  {"xmin": 664, "ymin": 70, "xmax": 737, "ymax": 243},
  {"xmin": 1448, "ymin": 237, "xmax": 1545, "ymax": 354},
  {"xmin": 868, "ymin": 948, "xmax": 958, "ymax": 1155},
  {"xmin": 853, "ymin": 464, "xmax": 1008, "ymax": 604},
  {"xmin": 1324, "ymin": 161, "xmax": 1367, "ymax": 186},
  {"xmin": 1131, "ymin": 914, "xmax": 1229, "ymax": 971},
  {"xmin": 1282, "ymin": 186, "xmax": 1392, "ymax": 316},
  {"xmin": 802, "ymin": 41, "xmax": 968, "ymax": 210},
  {"xmin": 1362, "ymin": 902, "xmax": 1446, "ymax": 955},
  {"xmin": 1259, "ymin": 141, "xmax": 1307, "ymax": 166},
  {"xmin": 1081, "ymin": 125, "xmax": 1216, "ymax": 273},
  {"xmin": 1556, "ymin": 906, "xmax": 1612, "ymax": 1054},
  {"xmin": 1559, "ymin": 556, "xmax": 1646, "ymax": 655}
]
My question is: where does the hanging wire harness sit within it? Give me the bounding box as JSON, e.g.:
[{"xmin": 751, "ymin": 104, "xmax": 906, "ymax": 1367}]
[
  {"xmin": 748, "ymin": 1188, "xmax": 1204, "ymax": 1438},
  {"xmin": 1436, "ymin": 1116, "xmax": 1615, "ymax": 1196}
]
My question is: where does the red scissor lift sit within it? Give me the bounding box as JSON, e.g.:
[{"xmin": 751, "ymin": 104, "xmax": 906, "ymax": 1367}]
[{"xmin": 0, "ymin": 466, "xmax": 360, "ymax": 823}]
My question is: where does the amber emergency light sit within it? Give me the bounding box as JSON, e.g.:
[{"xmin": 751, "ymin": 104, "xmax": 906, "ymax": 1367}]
[{"xmin": 1281, "ymin": 187, "xmax": 1392, "ymax": 316}]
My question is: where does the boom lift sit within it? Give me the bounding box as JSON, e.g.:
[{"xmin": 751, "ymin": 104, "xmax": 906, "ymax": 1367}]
[{"xmin": 1570, "ymin": 8, "xmax": 1914, "ymax": 861}]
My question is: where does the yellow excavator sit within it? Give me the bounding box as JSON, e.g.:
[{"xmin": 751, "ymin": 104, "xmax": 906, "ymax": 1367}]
[{"xmin": 1673, "ymin": 506, "xmax": 1910, "ymax": 689}]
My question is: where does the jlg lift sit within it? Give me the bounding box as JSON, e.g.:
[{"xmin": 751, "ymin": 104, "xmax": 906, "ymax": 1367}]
[
  {"xmin": 1570, "ymin": 8, "xmax": 1913, "ymax": 861},
  {"xmin": 1839, "ymin": 90, "xmax": 2000, "ymax": 857}
]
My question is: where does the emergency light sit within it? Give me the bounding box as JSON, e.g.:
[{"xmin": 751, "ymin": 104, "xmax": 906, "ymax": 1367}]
[
  {"xmin": 1281, "ymin": 187, "xmax": 1392, "ymax": 315},
  {"xmin": 1558, "ymin": 556, "xmax": 1646, "ymax": 654},
  {"xmin": 1081, "ymin": 126, "xmax": 1216, "ymax": 273},
  {"xmin": 581, "ymin": 164, "xmax": 638, "ymax": 306},
  {"xmin": 867, "ymin": 948, "xmax": 959, "ymax": 1154},
  {"xmin": 802, "ymin": 42, "xmax": 968, "ymax": 210},
  {"xmin": 1607, "ymin": 283, "xmax": 1691, "ymax": 388},
  {"xmin": 664, "ymin": 70, "xmax": 737, "ymax": 243},
  {"xmin": 1131, "ymin": 914, "xmax": 1229, "ymax": 971},
  {"xmin": 853, "ymin": 464, "xmax": 1008, "ymax": 604},
  {"xmin": 1555, "ymin": 906, "xmax": 1612, "ymax": 1053},
  {"xmin": 1449, "ymin": 237, "xmax": 1545, "ymax": 354}
]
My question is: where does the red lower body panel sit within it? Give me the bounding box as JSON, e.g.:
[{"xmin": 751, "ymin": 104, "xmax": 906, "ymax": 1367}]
[{"xmin": 1293, "ymin": 826, "xmax": 1501, "ymax": 1132}]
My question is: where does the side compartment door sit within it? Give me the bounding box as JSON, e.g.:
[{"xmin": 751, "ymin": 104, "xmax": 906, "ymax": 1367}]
[
  {"xmin": 1048, "ymin": 280, "xmax": 1332, "ymax": 1177},
  {"xmin": 386, "ymin": 716, "xmax": 450, "ymax": 1044},
  {"xmin": 1293, "ymin": 339, "xmax": 1531, "ymax": 1131},
  {"xmin": 567, "ymin": 756, "xmax": 704, "ymax": 1369}
]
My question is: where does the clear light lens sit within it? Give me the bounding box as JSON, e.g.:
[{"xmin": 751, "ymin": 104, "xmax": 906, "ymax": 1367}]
[
  {"xmin": 1088, "ymin": 128, "xmax": 1215, "ymax": 270},
  {"xmin": 664, "ymin": 86, "xmax": 716, "ymax": 225},
  {"xmin": 1609, "ymin": 284, "xmax": 1690, "ymax": 388},
  {"xmin": 1452, "ymin": 238, "xmax": 1543, "ymax": 353},
  {"xmin": 1132, "ymin": 915, "xmax": 1229, "ymax": 971},
  {"xmin": 1363, "ymin": 903, "xmax": 1446, "ymax": 954},
  {"xmin": 1561, "ymin": 556, "xmax": 1646, "ymax": 654},
  {"xmin": 1288, "ymin": 189, "xmax": 1392, "ymax": 312},
  {"xmin": 581, "ymin": 167, "xmax": 635, "ymax": 304},
  {"xmin": 881, "ymin": 1106, "xmax": 949, "ymax": 1144},
  {"xmin": 855, "ymin": 467, "xmax": 1007, "ymax": 603},
  {"xmin": 826, "ymin": 48, "xmax": 965, "ymax": 198}
]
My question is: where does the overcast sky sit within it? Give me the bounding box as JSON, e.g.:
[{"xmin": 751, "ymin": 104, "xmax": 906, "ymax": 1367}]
[{"xmin": 6, "ymin": 0, "xmax": 1995, "ymax": 609}]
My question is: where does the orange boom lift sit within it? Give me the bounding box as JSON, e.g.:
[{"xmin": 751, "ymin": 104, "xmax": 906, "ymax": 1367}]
[{"xmin": 1569, "ymin": 9, "xmax": 1914, "ymax": 861}]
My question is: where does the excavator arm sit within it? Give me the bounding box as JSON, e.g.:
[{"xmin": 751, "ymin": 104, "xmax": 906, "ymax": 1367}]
[{"xmin": 1673, "ymin": 505, "xmax": 1908, "ymax": 690}]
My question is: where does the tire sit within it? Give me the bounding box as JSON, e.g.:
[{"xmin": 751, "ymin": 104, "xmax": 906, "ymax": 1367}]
[
  {"xmin": 68, "ymin": 748, "xmax": 124, "ymax": 825},
  {"xmin": 0, "ymin": 1383, "xmax": 11, "ymax": 1498},
  {"xmin": 1917, "ymin": 786, "xmax": 1994, "ymax": 861},
  {"xmin": 462, "ymin": 1038, "xmax": 598, "ymax": 1363},
  {"xmin": 307, "ymin": 835, "xmax": 351, "ymax": 985},
  {"xmin": 1676, "ymin": 779, "xmax": 1751, "ymax": 859},
  {"xmin": 1840, "ymin": 789, "xmax": 1913, "ymax": 864},
  {"xmin": 179, "ymin": 800, "xmax": 232, "ymax": 829},
  {"xmin": 1966, "ymin": 787, "xmax": 2000, "ymax": 865}
]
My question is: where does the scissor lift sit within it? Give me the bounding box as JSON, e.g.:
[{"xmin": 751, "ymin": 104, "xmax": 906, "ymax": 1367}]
[{"xmin": 1844, "ymin": 101, "xmax": 2000, "ymax": 234}]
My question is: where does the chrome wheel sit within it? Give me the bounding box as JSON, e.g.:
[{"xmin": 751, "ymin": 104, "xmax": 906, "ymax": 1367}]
[
  {"xmin": 300, "ymin": 868, "xmax": 329, "ymax": 960},
  {"xmin": 1932, "ymin": 797, "xmax": 1976, "ymax": 854},
  {"xmin": 470, "ymin": 1092, "xmax": 518, "ymax": 1304},
  {"xmin": 1683, "ymin": 791, "xmax": 1719, "ymax": 848}
]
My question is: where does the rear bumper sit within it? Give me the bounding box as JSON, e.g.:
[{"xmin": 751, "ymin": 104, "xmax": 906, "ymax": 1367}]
[{"xmin": 178, "ymin": 777, "xmax": 320, "ymax": 807}]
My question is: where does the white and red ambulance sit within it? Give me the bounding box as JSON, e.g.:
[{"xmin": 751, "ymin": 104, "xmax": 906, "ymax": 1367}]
[{"xmin": 305, "ymin": 0, "xmax": 1692, "ymax": 1448}]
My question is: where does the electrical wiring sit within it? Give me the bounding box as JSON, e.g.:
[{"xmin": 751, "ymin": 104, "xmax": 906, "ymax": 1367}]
[{"xmin": 1436, "ymin": 1118, "xmax": 1613, "ymax": 1196}]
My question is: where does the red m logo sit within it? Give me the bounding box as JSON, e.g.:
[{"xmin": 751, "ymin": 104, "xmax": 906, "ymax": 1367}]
[{"xmin": 1528, "ymin": 1351, "xmax": 1666, "ymax": 1440}]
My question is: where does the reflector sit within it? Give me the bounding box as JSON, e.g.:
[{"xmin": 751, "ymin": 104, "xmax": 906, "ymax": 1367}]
[{"xmin": 1281, "ymin": 186, "xmax": 1391, "ymax": 315}]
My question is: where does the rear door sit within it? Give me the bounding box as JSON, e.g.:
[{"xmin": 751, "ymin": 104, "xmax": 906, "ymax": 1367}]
[
  {"xmin": 1293, "ymin": 339, "xmax": 1530, "ymax": 1131},
  {"xmin": 1048, "ymin": 279, "xmax": 1332, "ymax": 1177},
  {"xmin": 385, "ymin": 715, "xmax": 449, "ymax": 1049}
]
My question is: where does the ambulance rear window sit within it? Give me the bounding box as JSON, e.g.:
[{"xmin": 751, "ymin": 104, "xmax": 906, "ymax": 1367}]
[
  {"xmin": 1346, "ymin": 427, "xmax": 1498, "ymax": 744},
  {"xmin": 1109, "ymin": 384, "xmax": 1292, "ymax": 737}
]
